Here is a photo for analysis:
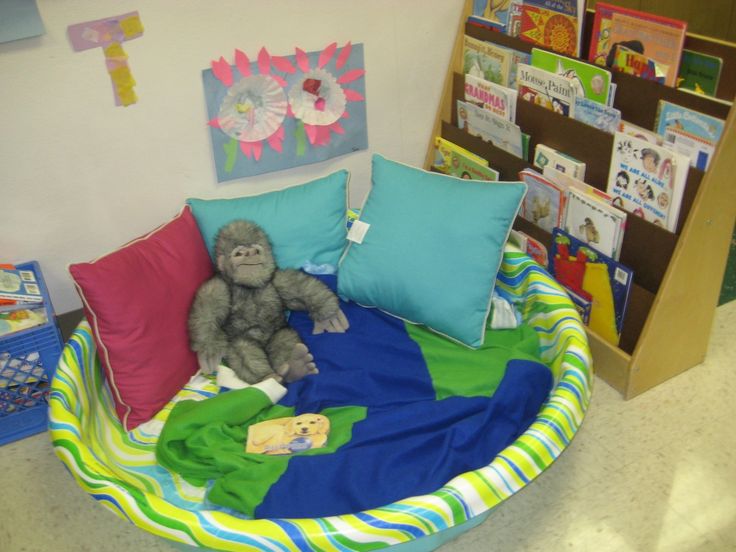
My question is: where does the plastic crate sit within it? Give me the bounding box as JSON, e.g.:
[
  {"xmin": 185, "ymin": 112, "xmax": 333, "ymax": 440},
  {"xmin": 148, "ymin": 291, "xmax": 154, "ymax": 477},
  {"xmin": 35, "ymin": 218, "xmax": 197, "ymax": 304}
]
[{"xmin": 0, "ymin": 261, "xmax": 64, "ymax": 446}]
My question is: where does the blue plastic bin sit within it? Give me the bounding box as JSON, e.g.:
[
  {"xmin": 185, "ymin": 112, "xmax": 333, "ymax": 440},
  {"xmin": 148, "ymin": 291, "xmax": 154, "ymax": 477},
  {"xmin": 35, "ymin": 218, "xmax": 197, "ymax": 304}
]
[{"xmin": 0, "ymin": 261, "xmax": 64, "ymax": 446}]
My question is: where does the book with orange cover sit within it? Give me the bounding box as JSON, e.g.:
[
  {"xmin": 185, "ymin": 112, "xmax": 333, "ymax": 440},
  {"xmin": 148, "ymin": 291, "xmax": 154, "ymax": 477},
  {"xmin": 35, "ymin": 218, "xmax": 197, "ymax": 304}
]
[{"xmin": 587, "ymin": 2, "xmax": 687, "ymax": 87}]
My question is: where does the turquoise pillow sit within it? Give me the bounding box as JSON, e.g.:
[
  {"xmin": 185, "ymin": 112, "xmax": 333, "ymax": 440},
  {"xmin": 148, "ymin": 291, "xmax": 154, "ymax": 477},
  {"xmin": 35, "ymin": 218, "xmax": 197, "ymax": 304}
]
[
  {"xmin": 187, "ymin": 170, "xmax": 349, "ymax": 269},
  {"xmin": 338, "ymin": 155, "xmax": 526, "ymax": 348}
]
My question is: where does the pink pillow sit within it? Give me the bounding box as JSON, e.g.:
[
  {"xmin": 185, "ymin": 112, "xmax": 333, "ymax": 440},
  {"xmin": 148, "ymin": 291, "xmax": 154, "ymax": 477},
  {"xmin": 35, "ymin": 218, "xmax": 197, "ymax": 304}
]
[{"xmin": 69, "ymin": 206, "xmax": 214, "ymax": 430}]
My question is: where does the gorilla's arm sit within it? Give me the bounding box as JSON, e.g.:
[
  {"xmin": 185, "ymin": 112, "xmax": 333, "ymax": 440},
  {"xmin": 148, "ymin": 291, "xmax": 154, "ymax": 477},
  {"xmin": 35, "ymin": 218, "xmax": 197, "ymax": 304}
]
[
  {"xmin": 188, "ymin": 276, "xmax": 231, "ymax": 374},
  {"xmin": 272, "ymin": 269, "xmax": 349, "ymax": 334}
]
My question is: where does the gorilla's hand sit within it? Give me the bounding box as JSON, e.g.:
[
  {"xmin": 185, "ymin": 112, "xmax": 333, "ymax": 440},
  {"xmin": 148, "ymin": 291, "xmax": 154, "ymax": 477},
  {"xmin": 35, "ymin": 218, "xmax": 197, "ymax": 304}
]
[
  {"xmin": 197, "ymin": 351, "xmax": 223, "ymax": 375},
  {"xmin": 312, "ymin": 308, "xmax": 350, "ymax": 334}
]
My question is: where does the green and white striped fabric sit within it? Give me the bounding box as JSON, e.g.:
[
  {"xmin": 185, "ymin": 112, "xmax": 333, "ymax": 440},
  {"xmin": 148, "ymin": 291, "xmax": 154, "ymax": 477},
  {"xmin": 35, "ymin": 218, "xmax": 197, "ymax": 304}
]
[{"xmin": 49, "ymin": 249, "xmax": 592, "ymax": 551}]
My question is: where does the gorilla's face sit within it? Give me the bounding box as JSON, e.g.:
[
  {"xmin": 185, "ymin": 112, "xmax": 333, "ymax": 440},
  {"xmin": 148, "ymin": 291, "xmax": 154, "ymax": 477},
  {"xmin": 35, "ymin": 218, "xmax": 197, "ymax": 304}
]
[{"xmin": 216, "ymin": 221, "xmax": 277, "ymax": 288}]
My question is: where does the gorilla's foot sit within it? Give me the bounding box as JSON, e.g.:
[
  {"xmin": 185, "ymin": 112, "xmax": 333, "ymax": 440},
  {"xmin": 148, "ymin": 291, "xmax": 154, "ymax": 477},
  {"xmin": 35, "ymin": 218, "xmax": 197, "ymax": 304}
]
[{"xmin": 277, "ymin": 343, "xmax": 318, "ymax": 383}]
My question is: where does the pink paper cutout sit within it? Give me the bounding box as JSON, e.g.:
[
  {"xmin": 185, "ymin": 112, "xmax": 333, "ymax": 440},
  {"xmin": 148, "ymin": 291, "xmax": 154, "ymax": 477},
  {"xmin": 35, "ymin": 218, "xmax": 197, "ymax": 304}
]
[
  {"xmin": 207, "ymin": 118, "xmax": 221, "ymax": 129},
  {"xmin": 344, "ymin": 88, "xmax": 365, "ymax": 102},
  {"xmin": 295, "ymin": 48, "xmax": 310, "ymax": 72},
  {"xmin": 318, "ymin": 42, "xmax": 337, "ymax": 69},
  {"xmin": 252, "ymin": 141, "xmax": 263, "ymax": 161},
  {"xmin": 267, "ymin": 133, "xmax": 284, "ymax": 153},
  {"xmin": 330, "ymin": 121, "xmax": 345, "ymax": 134},
  {"xmin": 336, "ymin": 42, "xmax": 352, "ymax": 70},
  {"xmin": 304, "ymin": 124, "xmax": 318, "ymax": 145},
  {"xmin": 314, "ymin": 97, "xmax": 326, "ymax": 111},
  {"xmin": 239, "ymin": 141, "xmax": 253, "ymax": 159},
  {"xmin": 271, "ymin": 55, "xmax": 296, "ymax": 74},
  {"xmin": 302, "ymin": 78, "xmax": 321, "ymax": 95},
  {"xmin": 212, "ymin": 57, "xmax": 233, "ymax": 86},
  {"xmin": 235, "ymin": 49, "xmax": 251, "ymax": 77},
  {"xmin": 257, "ymin": 48, "xmax": 271, "ymax": 75},
  {"xmin": 337, "ymin": 69, "xmax": 365, "ymax": 84}
]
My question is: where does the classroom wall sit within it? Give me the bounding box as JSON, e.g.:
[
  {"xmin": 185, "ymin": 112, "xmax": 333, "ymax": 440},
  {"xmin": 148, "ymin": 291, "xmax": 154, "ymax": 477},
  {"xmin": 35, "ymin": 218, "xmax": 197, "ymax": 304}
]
[{"xmin": 0, "ymin": 0, "xmax": 463, "ymax": 314}]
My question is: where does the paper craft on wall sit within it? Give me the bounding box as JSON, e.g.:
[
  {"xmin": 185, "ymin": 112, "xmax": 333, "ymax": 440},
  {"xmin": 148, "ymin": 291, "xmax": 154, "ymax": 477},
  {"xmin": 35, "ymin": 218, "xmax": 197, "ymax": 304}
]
[
  {"xmin": 67, "ymin": 11, "xmax": 144, "ymax": 107},
  {"xmin": 203, "ymin": 42, "xmax": 368, "ymax": 181}
]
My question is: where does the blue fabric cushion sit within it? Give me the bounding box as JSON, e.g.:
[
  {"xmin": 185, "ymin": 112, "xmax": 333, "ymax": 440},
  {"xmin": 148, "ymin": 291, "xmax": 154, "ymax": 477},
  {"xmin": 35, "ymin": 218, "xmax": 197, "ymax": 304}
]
[
  {"xmin": 338, "ymin": 155, "xmax": 526, "ymax": 348},
  {"xmin": 187, "ymin": 170, "xmax": 349, "ymax": 269}
]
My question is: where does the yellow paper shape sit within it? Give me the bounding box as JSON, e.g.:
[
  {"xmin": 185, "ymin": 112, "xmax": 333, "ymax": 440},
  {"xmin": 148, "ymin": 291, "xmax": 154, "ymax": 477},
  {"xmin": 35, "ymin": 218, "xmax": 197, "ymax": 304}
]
[
  {"xmin": 109, "ymin": 66, "xmax": 136, "ymax": 87},
  {"xmin": 119, "ymin": 15, "xmax": 144, "ymax": 39},
  {"xmin": 103, "ymin": 42, "xmax": 127, "ymax": 59},
  {"xmin": 582, "ymin": 262, "xmax": 620, "ymax": 346},
  {"xmin": 117, "ymin": 86, "xmax": 137, "ymax": 106}
]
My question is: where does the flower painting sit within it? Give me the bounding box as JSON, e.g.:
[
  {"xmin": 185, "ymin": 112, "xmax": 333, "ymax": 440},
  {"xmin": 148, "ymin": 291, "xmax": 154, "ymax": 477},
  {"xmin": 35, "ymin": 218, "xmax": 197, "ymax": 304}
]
[{"xmin": 203, "ymin": 42, "xmax": 368, "ymax": 182}]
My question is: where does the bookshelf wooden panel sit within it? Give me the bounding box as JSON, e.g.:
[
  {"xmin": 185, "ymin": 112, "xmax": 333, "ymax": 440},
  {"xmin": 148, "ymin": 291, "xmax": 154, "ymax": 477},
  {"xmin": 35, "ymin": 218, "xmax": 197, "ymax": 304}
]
[{"xmin": 427, "ymin": 0, "xmax": 736, "ymax": 398}]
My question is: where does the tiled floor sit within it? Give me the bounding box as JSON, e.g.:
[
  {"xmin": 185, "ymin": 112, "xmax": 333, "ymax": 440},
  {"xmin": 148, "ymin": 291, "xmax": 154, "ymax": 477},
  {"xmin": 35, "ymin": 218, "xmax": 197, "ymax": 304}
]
[{"xmin": 1, "ymin": 301, "xmax": 734, "ymax": 552}]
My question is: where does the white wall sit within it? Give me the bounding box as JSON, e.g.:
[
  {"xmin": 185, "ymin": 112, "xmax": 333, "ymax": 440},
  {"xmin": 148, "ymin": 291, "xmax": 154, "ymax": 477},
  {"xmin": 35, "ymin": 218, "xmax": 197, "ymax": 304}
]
[{"xmin": 0, "ymin": 0, "xmax": 462, "ymax": 314}]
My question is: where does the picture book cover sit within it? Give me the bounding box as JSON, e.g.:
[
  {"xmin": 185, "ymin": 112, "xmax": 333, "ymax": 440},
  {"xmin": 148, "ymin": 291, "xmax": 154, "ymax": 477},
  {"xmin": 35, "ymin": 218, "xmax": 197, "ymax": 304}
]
[
  {"xmin": 470, "ymin": 0, "xmax": 522, "ymax": 32},
  {"xmin": 543, "ymin": 165, "xmax": 615, "ymax": 205},
  {"xmin": 661, "ymin": 126, "xmax": 716, "ymax": 171},
  {"xmin": 433, "ymin": 136, "xmax": 501, "ymax": 181},
  {"xmin": 457, "ymin": 100, "xmax": 525, "ymax": 158},
  {"xmin": 565, "ymin": 285, "xmax": 593, "ymax": 325},
  {"xmin": 654, "ymin": 100, "xmax": 725, "ymax": 145},
  {"xmin": 526, "ymin": 233, "xmax": 550, "ymax": 267},
  {"xmin": 0, "ymin": 307, "xmax": 48, "ymax": 338},
  {"xmin": 548, "ymin": 227, "xmax": 633, "ymax": 345},
  {"xmin": 588, "ymin": 2, "xmax": 687, "ymax": 85},
  {"xmin": 518, "ymin": 168, "xmax": 567, "ymax": 233},
  {"xmin": 246, "ymin": 414, "xmax": 330, "ymax": 455},
  {"xmin": 530, "ymin": 47, "xmax": 612, "ymax": 106},
  {"xmin": 563, "ymin": 187, "xmax": 627, "ymax": 260},
  {"xmin": 607, "ymin": 131, "xmax": 689, "ymax": 232},
  {"xmin": 463, "ymin": 34, "xmax": 513, "ymax": 86},
  {"xmin": 677, "ymin": 49, "xmax": 723, "ymax": 97},
  {"xmin": 519, "ymin": 3, "xmax": 580, "ymax": 57},
  {"xmin": 617, "ymin": 120, "xmax": 664, "ymax": 145},
  {"xmin": 517, "ymin": 63, "xmax": 577, "ymax": 116},
  {"xmin": 533, "ymin": 143, "xmax": 586, "ymax": 180},
  {"xmin": 573, "ymin": 97, "xmax": 621, "ymax": 134},
  {"xmin": 0, "ymin": 267, "xmax": 43, "ymax": 304},
  {"xmin": 610, "ymin": 44, "xmax": 668, "ymax": 84},
  {"xmin": 464, "ymin": 73, "xmax": 518, "ymax": 121}
]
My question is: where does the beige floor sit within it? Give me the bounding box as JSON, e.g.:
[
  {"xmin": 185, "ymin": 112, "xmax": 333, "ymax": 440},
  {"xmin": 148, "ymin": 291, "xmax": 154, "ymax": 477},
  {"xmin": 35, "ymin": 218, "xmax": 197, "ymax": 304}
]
[{"xmin": 1, "ymin": 301, "xmax": 734, "ymax": 552}]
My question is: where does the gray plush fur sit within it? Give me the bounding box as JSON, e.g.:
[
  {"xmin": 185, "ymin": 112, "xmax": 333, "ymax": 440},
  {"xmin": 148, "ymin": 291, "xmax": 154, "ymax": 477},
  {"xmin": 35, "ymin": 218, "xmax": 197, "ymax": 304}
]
[{"xmin": 188, "ymin": 220, "xmax": 347, "ymax": 385}]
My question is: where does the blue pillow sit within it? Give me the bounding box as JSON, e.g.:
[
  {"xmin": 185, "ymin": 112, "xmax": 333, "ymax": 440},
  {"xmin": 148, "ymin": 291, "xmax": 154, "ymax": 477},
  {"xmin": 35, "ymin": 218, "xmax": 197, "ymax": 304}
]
[
  {"xmin": 338, "ymin": 155, "xmax": 526, "ymax": 348},
  {"xmin": 187, "ymin": 170, "xmax": 349, "ymax": 269}
]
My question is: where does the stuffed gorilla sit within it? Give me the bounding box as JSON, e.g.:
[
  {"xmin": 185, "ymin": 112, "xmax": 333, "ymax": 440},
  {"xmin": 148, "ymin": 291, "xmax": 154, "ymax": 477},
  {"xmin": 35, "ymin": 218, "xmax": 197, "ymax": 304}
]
[{"xmin": 188, "ymin": 220, "xmax": 349, "ymax": 385}]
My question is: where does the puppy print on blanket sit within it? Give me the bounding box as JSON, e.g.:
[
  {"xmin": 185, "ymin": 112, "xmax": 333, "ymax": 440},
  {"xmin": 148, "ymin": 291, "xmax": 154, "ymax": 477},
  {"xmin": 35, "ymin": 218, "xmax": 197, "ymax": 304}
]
[{"xmin": 246, "ymin": 413, "xmax": 330, "ymax": 455}]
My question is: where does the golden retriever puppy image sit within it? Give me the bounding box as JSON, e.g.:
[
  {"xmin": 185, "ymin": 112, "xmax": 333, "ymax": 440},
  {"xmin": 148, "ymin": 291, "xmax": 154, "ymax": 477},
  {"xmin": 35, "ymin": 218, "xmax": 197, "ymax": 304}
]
[{"xmin": 246, "ymin": 413, "xmax": 330, "ymax": 455}]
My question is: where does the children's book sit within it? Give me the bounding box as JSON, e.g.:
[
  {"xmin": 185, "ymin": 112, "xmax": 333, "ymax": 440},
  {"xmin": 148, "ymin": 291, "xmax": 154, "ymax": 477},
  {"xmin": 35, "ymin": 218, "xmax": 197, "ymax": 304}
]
[
  {"xmin": 677, "ymin": 49, "xmax": 723, "ymax": 97},
  {"xmin": 588, "ymin": 2, "xmax": 687, "ymax": 87},
  {"xmin": 525, "ymin": 232, "xmax": 550, "ymax": 267},
  {"xmin": 470, "ymin": 0, "xmax": 524, "ymax": 33},
  {"xmin": 654, "ymin": 100, "xmax": 725, "ymax": 145},
  {"xmin": 610, "ymin": 44, "xmax": 668, "ymax": 84},
  {"xmin": 433, "ymin": 136, "xmax": 501, "ymax": 181},
  {"xmin": 246, "ymin": 414, "xmax": 330, "ymax": 455},
  {"xmin": 464, "ymin": 74, "xmax": 518, "ymax": 121},
  {"xmin": 457, "ymin": 100, "xmax": 525, "ymax": 158},
  {"xmin": 463, "ymin": 34, "xmax": 513, "ymax": 86},
  {"xmin": 617, "ymin": 120, "xmax": 664, "ymax": 145},
  {"xmin": 0, "ymin": 307, "xmax": 48, "ymax": 338},
  {"xmin": 661, "ymin": 126, "xmax": 716, "ymax": 171},
  {"xmin": 0, "ymin": 267, "xmax": 43, "ymax": 304},
  {"xmin": 533, "ymin": 143, "xmax": 586, "ymax": 180},
  {"xmin": 573, "ymin": 97, "xmax": 621, "ymax": 134},
  {"xmin": 543, "ymin": 165, "xmax": 615, "ymax": 205},
  {"xmin": 607, "ymin": 131, "xmax": 689, "ymax": 232},
  {"xmin": 519, "ymin": 0, "xmax": 584, "ymax": 57},
  {"xmin": 508, "ymin": 228, "xmax": 528, "ymax": 252},
  {"xmin": 517, "ymin": 63, "xmax": 577, "ymax": 117},
  {"xmin": 518, "ymin": 168, "xmax": 567, "ymax": 233},
  {"xmin": 563, "ymin": 187, "xmax": 627, "ymax": 260},
  {"xmin": 530, "ymin": 48, "xmax": 612, "ymax": 106},
  {"xmin": 548, "ymin": 227, "xmax": 633, "ymax": 346}
]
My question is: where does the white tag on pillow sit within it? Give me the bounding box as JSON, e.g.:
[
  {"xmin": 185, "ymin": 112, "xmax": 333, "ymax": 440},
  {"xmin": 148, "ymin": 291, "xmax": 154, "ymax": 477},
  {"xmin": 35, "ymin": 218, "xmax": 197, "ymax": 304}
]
[{"xmin": 347, "ymin": 220, "xmax": 370, "ymax": 244}]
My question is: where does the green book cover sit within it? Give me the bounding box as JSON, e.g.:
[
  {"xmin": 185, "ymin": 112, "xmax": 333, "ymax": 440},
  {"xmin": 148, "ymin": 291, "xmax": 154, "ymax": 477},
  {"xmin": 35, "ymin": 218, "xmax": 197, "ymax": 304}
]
[
  {"xmin": 677, "ymin": 49, "xmax": 722, "ymax": 97},
  {"xmin": 530, "ymin": 48, "xmax": 612, "ymax": 106}
]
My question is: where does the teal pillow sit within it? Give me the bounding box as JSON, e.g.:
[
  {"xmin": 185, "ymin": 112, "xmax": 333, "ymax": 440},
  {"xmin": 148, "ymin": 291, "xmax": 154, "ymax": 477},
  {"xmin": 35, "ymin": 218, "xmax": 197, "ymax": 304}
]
[
  {"xmin": 338, "ymin": 155, "xmax": 526, "ymax": 348},
  {"xmin": 187, "ymin": 170, "xmax": 349, "ymax": 269}
]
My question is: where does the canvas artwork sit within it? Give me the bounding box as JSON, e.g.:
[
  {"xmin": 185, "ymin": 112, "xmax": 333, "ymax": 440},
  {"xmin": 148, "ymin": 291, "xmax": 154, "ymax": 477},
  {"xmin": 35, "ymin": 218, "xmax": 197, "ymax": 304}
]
[{"xmin": 203, "ymin": 42, "xmax": 368, "ymax": 182}]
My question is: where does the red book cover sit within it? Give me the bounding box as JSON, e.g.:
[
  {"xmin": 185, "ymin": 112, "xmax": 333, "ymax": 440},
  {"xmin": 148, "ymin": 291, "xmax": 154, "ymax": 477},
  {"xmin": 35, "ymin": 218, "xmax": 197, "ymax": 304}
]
[
  {"xmin": 588, "ymin": 2, "xmax": 687, "ymax": 86},
  {"xmin": 520, "ymin": 4, "xmax": 578, "ymax": 57}
]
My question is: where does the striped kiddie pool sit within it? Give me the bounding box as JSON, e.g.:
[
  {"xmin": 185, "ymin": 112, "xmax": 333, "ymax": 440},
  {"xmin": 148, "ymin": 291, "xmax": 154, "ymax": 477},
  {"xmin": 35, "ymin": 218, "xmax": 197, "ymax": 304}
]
[{"xmin": 49, "ymin": 248, "xmax": 592, "ymax": 551}]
